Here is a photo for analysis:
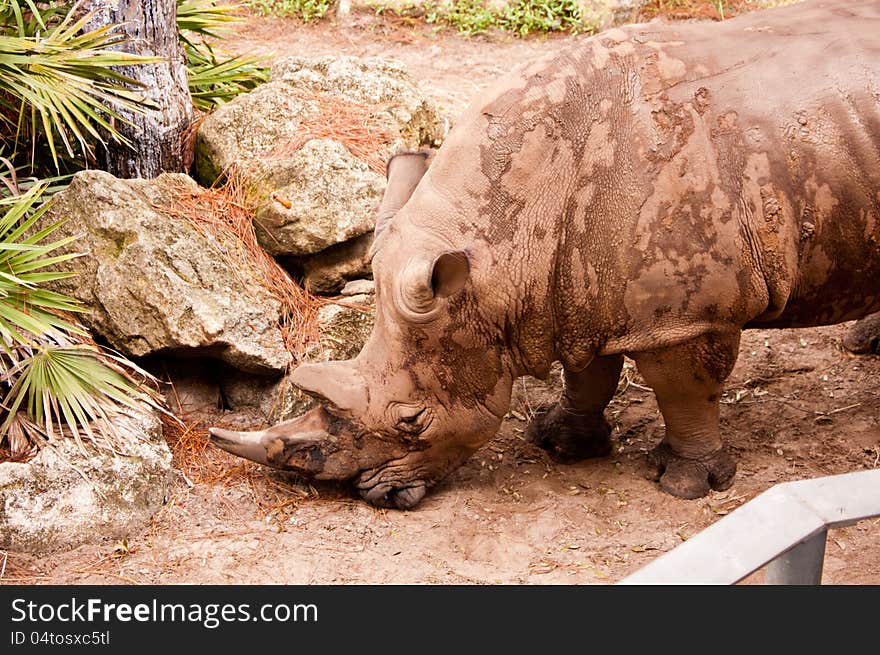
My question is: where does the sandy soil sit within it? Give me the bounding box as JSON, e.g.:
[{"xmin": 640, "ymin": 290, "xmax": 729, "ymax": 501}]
[{"xmin": 3, "ymin": 10, "xmax": 878, "ymax": 585}]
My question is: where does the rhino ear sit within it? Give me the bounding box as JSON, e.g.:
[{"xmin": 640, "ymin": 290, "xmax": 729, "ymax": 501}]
[
  {"xmin": 374, "ymin": 150, "xmax": 432, "ymax": 240},
  {"xmin": 399, "ymin": 250, "xmax": 470, "ymax": 315},
  {"xmin": 431, "ymin": 250, "xmax": 470, "ymax": 298}
]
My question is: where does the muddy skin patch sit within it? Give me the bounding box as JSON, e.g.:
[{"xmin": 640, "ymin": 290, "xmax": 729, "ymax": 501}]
[{"xmin": 280, "ymin": 442, "xmax": 326, "ymax": 474}]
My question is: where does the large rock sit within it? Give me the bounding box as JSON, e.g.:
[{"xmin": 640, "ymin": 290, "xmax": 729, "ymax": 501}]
[
  {"xmin": 194, "ymin": 82, "xmax": 318, "ymax": 186},
  {"xmin": 0, "ymin": 407, "xmax": 172, "ymax": 553},
  {"xmin": 268, "ymin": 57, "xmax": 443, "ymax": 148},
  {"xmin": 251, "ymin": 140, "xmax": 382, "ymax": 257},
  {"xmin": 311, "ymin": 294, "xmax": 376, "ymax": 362},
  {"xmin": 578, "ymin": 0, "xmax": 646, "ymax": 28},
  {"xmin": 43, "ymin": 170, "xmax": 291, "ymax": 374},
  {"xmin": 195, "ymin": 56, "xmax": 443, "ymax": 185},
  {"xmin": 194, "ymin": 56, "xmax": 444, "ymax": 284}
]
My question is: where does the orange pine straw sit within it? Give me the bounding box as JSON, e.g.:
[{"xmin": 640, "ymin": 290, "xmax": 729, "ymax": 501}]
[
  {"xmin": 271, "ymin": 89, "xmax": 398, "ymax": 174},
  {"xmin": 160, "ymin": 413, "xmax": 317, "ymax": 515},
  {"xmin": 159, "ymin": 173, "xmax": 323, "ymax": 362},
  {"xmin": 161, "ymin": 413, "xmax": 256, "ymax": 484}
]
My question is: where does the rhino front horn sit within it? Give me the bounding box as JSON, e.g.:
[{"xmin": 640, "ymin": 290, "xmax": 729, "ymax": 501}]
[{"xmin": 208, "ymin": 411, "xmax": 329, "ymax": 475}]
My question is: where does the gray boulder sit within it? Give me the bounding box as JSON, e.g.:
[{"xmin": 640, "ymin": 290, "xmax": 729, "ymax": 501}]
[
  {"xmin": 194, "ymin": 56, "xmax": 444, "ymax": 287},
  {"xmin": 194, "ymin": 83, "xmax": 318, "ymax": 185},
  {"xmin": 0, "ymin": 407, "xmax": 172, "ymax": 553},
  {"xmin": 195, "ymin": 56, "xmax": 443, "ymax": 186},
  {"xmin": 268, "ymin": 57, "xmax": 443, "ymax": 150},
  {"xmin": 251, "ymin": 140, "xmax": 383, "ymax": 257},
  {"xmin": 341, "ymin": 278, "xmax": 375, "ymax": 296},
  {"xmin": 293, "ymin": 232, "xmax": 374, "ymax": 295},
  {"xmin": 43, "ymin": 170, "xmax": 291, "ymax": 374},
  {"xmin": 578, "ymin": 0, "xmax": 647, "ymax": 28}
]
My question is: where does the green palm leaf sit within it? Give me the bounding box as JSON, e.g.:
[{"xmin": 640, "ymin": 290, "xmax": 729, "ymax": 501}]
[
  {"xmin": 177, "ymin": 1, "xmax": 269, "ymax": 111},
  {"xmin": 0, "ymin": 2, "xmax": 160, "ymax": 171},
  {"xmin": 177, "ymin": 0, "xmax": 242, "ymax": 38},
  {"xmin": 0, "ymin": 180, "xmax": 168, "ymax": 456},
  {"xmin": 186, "ymin": 46, "xmax": 268, "ymax": 111}
]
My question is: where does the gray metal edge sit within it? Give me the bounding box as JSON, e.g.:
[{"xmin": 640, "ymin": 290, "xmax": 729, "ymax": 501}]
[{"xmin": 618, "ymin": 469, "xmax": 880, "ymax": 585}]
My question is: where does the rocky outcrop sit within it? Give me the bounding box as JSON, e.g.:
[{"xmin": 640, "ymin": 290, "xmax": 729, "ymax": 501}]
[
  {"xmin": 195, "ymin": 56, "xmax": 443, "ymax": 186},
  {"xmin": 42, "ymin": 170, "xmax": 291, "ymax": 374},
  {"xmin": 195, "ymin": 56, "xmax": 444, "ymax": 292},
  {"xmin": 285, "ymin": 232, "xmax": 374, "ymax": 295},
  {"xmin": 0, "ymin": 407, "xmax": 172, "ymax": 553},
  {"xmin": 251, "ymin": 140, "xmax": 382, "ymax": 257},
  {"xmin": 341, "ymin": 278, "xmax": 375, "ymax": 296},
  {"xmin": 578, "ymin": 0, "xmax": 646, "ymax": 28}
]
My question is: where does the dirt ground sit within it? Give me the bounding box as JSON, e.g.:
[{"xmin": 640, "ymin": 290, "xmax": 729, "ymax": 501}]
[{"xmin": 3, "ymin": 9, "xmax": 879, "ymax": 585}]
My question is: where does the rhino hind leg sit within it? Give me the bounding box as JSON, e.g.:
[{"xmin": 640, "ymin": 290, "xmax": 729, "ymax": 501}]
[
  {"xmin": 525, "ymin": 354, "xmax": 623, "ymax": 463},
  {"xmin": 843, "ymin": 312, "xmax": 880, "ymax": 354},
  {"xmin": 633, "ymin": 332, "xmax": 741, "ymax": 499}
]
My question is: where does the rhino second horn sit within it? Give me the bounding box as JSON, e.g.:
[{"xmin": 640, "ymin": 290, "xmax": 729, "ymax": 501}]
[
  {"xmin": 290, "ymin": 361, "xmax": 368, "ymax": 415},
  {"xmin": 374, "ymin": 150, "xmax": 431, "ymax": 239}
]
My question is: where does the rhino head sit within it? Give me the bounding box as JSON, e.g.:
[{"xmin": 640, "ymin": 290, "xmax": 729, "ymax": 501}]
[{"xmin": 210, "ymin": 151, "xmax": 516, "ymax": 509}]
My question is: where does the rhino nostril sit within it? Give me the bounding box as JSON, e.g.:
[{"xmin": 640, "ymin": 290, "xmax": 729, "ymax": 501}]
[{"xmin": 870, "ymin": 336, "xmax": 879, "ymax": 353}]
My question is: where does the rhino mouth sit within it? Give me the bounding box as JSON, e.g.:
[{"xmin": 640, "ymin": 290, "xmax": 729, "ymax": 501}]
[{"xmin": 354, "ymin": 460, "xmax": 429, "ymax": 509}]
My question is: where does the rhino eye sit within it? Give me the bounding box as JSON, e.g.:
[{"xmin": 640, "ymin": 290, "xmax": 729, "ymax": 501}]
[{"xmin": 395, "ymin": 407, "xmax": 430, "ymax": 435}]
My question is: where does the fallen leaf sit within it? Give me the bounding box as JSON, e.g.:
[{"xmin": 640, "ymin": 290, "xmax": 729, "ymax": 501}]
[{"xmin": 530, "ymin": 562, "xmax": 557, "ymax": 574}]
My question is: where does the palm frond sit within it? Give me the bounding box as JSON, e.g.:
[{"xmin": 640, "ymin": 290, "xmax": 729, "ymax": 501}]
[
  {"xmin": 0, "ymin": 2, "xmax": 161, "ymax": 171},
  {"xmin": 0, "ymin": 182, "xmax": 84, "ymax": 338},
  {"xmin": 186, "ymin": 42, "xmax": 268, "ymax": 111},
  {"xmin": 177, "ymin": 1, "xmax": 269, "ymax": 111},
  {"xmin": 0, "ymin": 179, "xmax": 169, "ymax": 457},
  {"xmin": 177, "ymin": 0, "xmax": 242, "ymax": 39}
]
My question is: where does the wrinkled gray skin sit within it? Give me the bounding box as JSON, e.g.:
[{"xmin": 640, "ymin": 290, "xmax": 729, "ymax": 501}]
[{"xmin": 211, "ymin": 1, "xmax": 880, "ymax": 509}]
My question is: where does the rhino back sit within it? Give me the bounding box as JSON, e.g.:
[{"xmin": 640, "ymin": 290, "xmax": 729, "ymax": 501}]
[
  {"xmin": 639, "ymin": 0, "xmax": 880, "ymax": 331},
  {"xmin": 405, "ymin": 0, "xmax": 879, "ymax": 370}
]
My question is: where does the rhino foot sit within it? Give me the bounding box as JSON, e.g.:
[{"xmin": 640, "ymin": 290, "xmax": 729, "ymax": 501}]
[
  {"xmin": 525, "ymin": 404, "xmax": 613, "ymax": 463},
  {"xmin": 647, "ymin": 443, "xmax": 736, "ymax": 499},
  {"xmin": 843, "ymin": 313, "xmax": 880, "ymax": 354}
]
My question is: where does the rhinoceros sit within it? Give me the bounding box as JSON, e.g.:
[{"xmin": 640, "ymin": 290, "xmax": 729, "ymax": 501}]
[{"xmin": 210, "ymin": 0, "xmax": 880, "ymax": 508}]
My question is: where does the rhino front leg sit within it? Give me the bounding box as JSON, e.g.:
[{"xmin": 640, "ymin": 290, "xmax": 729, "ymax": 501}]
[
  {"xmin": 525, "ymin": 354, "xmax": 624, "ymax": 463},
  {"xmin": 632, "ymin": 332, "xmax": 740, "ymax": 499}
]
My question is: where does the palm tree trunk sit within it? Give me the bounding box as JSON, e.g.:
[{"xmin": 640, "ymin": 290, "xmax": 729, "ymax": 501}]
[{"xmin": 84, "ymin": 0, "xmax": 193, "ymax": 178}]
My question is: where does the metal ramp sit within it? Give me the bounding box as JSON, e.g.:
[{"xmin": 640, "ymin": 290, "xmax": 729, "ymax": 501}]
[{"xmin": 618, "ymin": 469, "xmax": 880, "ymax": 585}]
